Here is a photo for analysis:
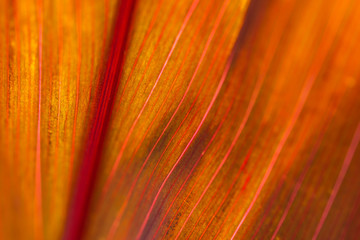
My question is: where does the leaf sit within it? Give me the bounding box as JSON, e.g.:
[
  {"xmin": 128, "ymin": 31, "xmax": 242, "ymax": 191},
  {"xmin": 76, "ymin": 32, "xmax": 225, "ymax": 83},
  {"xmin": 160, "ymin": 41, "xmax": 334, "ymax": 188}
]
[{"xmin": 0, "ymin": 0, "xmax": 359, "ymax": 239}]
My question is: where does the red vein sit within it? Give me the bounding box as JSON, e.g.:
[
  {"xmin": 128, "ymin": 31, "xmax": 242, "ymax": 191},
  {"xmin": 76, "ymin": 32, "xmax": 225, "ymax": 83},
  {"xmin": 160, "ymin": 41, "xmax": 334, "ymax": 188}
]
[
  {"xmin": 35, "ymin": 0, "xmax": 43, "ymax": 238},
  {"xmin": 102, "ymin": 0, "xmax": 201, "ymax": 198},
  {"xmin": 312, "ymin": 123, "xmax": 360, "ymax": 239},
  {"xmin": 63, "ymin": 0, "xmax": 135, "ymax": 239}
]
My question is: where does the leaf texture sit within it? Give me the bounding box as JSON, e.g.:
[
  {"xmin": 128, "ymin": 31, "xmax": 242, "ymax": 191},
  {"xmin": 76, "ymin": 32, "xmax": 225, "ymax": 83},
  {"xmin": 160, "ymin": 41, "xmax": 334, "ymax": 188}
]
[{"xmin": 0, "ymin": 0, "xmax": 360, "ymax": 239}]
